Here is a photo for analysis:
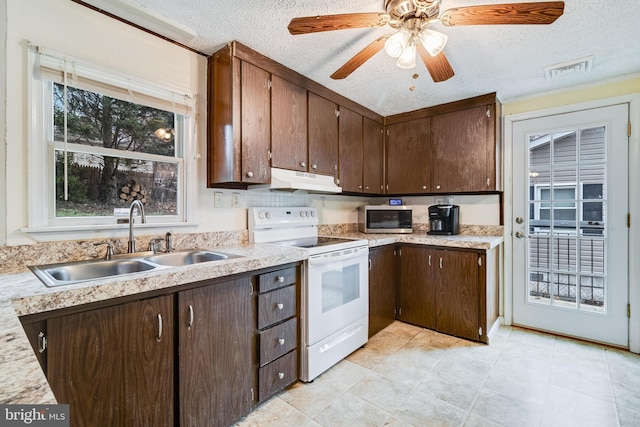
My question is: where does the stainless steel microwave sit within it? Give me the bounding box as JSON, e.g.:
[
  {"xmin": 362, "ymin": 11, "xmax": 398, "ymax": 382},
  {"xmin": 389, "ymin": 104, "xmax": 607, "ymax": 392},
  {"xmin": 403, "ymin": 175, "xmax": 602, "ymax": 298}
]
[{"xmin": 358, "ymin": 205, "xmax": 413, "ymax": 234}]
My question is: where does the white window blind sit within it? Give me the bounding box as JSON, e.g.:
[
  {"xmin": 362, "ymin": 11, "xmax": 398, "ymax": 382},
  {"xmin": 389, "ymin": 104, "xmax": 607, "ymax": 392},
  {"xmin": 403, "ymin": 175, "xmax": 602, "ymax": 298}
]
[{"xmin": 34, "ymin": 45, "xmax": 195, "ymax": 116}]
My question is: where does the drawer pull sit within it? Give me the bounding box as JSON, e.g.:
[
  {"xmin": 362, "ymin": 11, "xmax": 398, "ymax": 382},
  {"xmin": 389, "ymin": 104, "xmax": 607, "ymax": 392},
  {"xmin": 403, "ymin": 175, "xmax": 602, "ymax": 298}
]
[
  {"xmin": 277, "ymin": 372, "xmax": 285, "ymax": 380},
  {"xmin": 276, "ymin": 303, "xmax": 284, "ymax": 310},
  {"xmin": 278, "ymin": 338, "xmax": 285, "ymax": 346},
  {"xmin": 277, "ymin": 276, "xmax": 285, "ymax": 283},
  {"xmin": 187, "ymin": 304, "xmax": 194, "ymax": 329}
]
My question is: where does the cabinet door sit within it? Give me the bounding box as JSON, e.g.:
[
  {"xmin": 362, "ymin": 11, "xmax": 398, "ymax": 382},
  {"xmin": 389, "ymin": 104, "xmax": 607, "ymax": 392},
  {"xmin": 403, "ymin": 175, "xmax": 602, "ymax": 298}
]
[
  {"xmin": 47, "ymin": 296, "xmax": 174, "ymax": 427},
  {"xmin": 308, "ymin": 92, "xmax": 338, "ymax": 177},
  {"xmin": 179, "ymin": 277, "xmax": 254, "ymax": 427},
  {"xmin": 369, "ymin": 245, "xmax": 397, "ymax": 337},
  {"xmin": 271, "ymin": 76, "xmax": 308, "ymax": 172},
  {"xmin": 431, "ymin": 105, "xmax": 493, "ymax": 192},
  {"xmin": 435, "ymin": 249, "xmax": 480, "ymax": 340},
  {"xmin": 397, "ymin": 245, "xmax": 435, "ymax": 329},
  {"xmin": 338, "ymin": 106, "xmax": 363, "ymax": 192},
  {"xmin": 241, "ymin": 61, "xmax": 271, "ymax": 183},
  {"xmin": 363, "ymin": 118, "xmax": 384, "ymax": 194},
  {"xmin": 386, "ymin": 118, "xmax": 430, "ymax": 194}
]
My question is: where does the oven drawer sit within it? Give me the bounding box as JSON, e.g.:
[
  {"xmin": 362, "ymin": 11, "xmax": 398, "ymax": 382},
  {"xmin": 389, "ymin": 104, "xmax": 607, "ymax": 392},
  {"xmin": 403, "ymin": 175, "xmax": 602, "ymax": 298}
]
[
  {"xmin": 260, "ymin": 317, "xmax": 297, "ymax": 366},
  {"xmin": 258, "ymin": 285, "xmax": 296, "ymax": 329},
  {"xmin": 259, "ymin": 350, "xmax": 297, "ymax": 401},
  {"xmin": 259, "ymin": 267, "xmax": 297, "ymax": 293}
]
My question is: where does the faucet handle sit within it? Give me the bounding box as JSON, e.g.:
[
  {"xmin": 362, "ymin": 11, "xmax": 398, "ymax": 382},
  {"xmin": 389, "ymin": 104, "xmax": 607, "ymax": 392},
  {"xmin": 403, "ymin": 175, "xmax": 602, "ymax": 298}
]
[
  {"xmin": 165, "ymin": 231, "xmax": 173, "ymax": 253},
  {"xmin": 94, "ymin": 241, "xmax": 114, "ymax": 260},
  {"xmin": 148, "ymin": 238, "xmax": 165, "ymax": 254}
]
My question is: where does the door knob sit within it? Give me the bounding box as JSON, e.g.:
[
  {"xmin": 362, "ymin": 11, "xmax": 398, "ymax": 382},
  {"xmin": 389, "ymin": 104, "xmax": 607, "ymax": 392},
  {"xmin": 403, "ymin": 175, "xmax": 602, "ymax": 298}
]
[
  {"xmin": 515, "ymin": 231, "xmax": 526, "ymax": 238},
  {"xmin": 515, "ymin": 216, "xmax": 524, "ymax": 224}
]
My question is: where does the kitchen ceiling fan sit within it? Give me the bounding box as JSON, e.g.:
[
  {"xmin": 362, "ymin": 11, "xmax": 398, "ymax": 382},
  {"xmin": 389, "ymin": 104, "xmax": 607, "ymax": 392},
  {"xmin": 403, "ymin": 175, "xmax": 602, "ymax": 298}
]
[{"xmin": 287, "ymin": 1, "xmax": 565, "ymax": 82}]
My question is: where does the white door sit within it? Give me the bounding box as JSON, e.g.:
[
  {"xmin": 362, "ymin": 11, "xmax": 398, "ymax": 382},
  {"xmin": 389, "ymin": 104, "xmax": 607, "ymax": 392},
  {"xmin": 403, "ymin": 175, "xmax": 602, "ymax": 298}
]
[{"xmin": 512, "ymin": 104, "xmax": 629, "ymax": 346}]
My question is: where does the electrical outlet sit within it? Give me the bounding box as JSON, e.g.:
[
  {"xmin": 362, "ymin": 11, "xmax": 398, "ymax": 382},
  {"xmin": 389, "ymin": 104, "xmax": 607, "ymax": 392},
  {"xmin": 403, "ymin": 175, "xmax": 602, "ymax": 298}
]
[
  {"xmin": 214, "ymin": 192, "xmax": 223, "ymax": 208},
  {"xmin": 231, "ymin": 192, "xmax": 241, "ymax": 208}
]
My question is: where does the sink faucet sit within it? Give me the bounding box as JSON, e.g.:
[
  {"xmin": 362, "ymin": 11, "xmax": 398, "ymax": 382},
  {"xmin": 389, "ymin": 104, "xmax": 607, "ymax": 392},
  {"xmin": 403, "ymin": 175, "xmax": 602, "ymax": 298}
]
[{"xmin": 128, "ymin": 200, "xmax": 147, "ymax": 253}]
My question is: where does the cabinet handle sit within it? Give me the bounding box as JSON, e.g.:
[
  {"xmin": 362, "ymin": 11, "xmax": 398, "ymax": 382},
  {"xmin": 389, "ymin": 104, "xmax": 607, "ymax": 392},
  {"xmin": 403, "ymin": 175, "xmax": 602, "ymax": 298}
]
[
  {"xmin": 301, "ymin": 162, "xmax": 306, "ymax": 168},
  {"xmin": 358, "ymin": 185, "xmax": 362, "ymax": 189},
  {"xmin": 188, "ymin": 304, "xmax": 194, "ymax": 329},
  {"xmin": 277, "ymin": 303, "xmax": 284, "ymax": 310},
  {"xmin": 439, "ymin": 257, "xmax": 443, "ymax": 269},
  {"xmin": 38, "ymin": 331, "xmax": 47, "ymax": 353},
  {"xmin": 156, "ymin": 314, "xmax": 163, "ymax": 342},
  {"xmin": 422, "ymin": 185, "xmax": 427, "ymax": 190},
  {"xmin": 428, "ymin": 255, "xmax": 431, "ymax": 266},
  {"xmin": 277, "ymin": 276, "xmax": 285, "ymax": 283},
  {"xmin": 246, "ymin": 171, "xmax": 253, "ymax": 178},
  {"xmin": 365, "ymin": 186, "xmax": 369, "ymax": 190},
  {"xmin": 277, "ymin": 372, "xmax": 285, "ymax": 380},
  {"xmin": 368, "ymin": 258, "xmax": 372, "ymax": 271},
  {"xmin": 278, "ymin": 338, "xmax": 285, "ymax": 346},
  {"xmin": 312, "ymin": 164, "xmax": 317, "ymax": 170},
  {"xmin": 436, "ymin": 185, "xmax": 441, "ymax": 190},
  {"xmin": 487, "ymin": 178, "xmax": 491, "ymax": 187}
]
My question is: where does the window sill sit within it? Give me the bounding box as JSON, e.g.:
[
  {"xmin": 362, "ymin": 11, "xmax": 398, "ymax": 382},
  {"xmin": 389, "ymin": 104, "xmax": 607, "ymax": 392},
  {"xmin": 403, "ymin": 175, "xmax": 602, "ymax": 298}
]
[{"xmin": 21, "ymin": 222, "xmax": 200, "ymax": 242}]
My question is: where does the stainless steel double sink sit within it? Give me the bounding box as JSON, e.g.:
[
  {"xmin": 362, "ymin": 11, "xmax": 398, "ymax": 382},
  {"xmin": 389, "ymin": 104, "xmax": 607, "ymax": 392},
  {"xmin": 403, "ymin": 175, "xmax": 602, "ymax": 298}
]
[{"xmin": 29, "ymin": 249, "xmax": 242, "ymax": 287}]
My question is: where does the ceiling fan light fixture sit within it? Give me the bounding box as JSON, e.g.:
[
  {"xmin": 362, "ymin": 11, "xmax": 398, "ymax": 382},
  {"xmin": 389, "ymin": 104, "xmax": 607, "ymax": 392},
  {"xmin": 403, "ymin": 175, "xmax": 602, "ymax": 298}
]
[
  {"xmin": 384, "ymin": 28, "xmax": 411, "ymax": 58},
  {"xmin": 419, "ymin": 28, "xmax": 448, "ymax": 56},
  {"xmin": 396, "ymin": 38, "xmax": 417, "ymax": 68}
]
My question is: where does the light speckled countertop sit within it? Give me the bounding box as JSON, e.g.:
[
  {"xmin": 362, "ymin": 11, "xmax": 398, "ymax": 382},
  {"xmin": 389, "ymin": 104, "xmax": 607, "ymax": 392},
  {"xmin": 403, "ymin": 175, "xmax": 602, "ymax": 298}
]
[{"xmin": 0, "ymin": 233, "xmax": 502, "ymax": 404}]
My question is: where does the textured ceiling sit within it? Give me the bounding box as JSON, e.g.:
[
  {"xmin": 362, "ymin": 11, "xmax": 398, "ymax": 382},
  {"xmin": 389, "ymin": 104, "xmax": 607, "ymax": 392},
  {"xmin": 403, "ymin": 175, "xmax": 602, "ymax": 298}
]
[{"xmin": 96, "ymin": 0, "xmax": 640, "ymax": 116}]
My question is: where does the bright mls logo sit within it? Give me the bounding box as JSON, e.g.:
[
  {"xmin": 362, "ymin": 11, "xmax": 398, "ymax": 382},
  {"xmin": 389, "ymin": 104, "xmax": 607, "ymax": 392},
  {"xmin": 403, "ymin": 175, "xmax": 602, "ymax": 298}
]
[{"xmin": 0, "ymin": 405, "xmax": 69, "ymax": 426}]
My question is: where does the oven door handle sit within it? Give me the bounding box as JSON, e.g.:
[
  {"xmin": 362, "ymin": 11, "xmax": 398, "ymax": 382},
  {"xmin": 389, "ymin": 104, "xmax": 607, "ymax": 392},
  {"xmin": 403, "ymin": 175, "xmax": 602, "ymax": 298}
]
[{"xmin": 308, "ymin": 248, "xmax": 367, "ymax": 265}]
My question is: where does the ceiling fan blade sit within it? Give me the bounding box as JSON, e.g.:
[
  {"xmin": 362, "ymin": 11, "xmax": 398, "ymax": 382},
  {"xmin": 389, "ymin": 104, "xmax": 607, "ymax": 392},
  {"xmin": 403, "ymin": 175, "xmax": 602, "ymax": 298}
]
[
  {"xmin": 288, "ymin": 13, "xmax": 390, "ymax": 35},
  {"xmin": 331, "ymin": 36, "xmax": 388, "ymax": 80},
  {"xmin": 440, "ymin": 1, "xmax": 565, "ymax": 26},
  {"xmin": 416, "ymin": 43, "xmax": 454, "ymax": 83}
]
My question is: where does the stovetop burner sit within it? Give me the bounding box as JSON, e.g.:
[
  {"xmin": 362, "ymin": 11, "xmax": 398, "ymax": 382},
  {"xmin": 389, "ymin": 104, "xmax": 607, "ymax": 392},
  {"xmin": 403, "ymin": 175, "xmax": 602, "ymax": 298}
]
[{"xmin": 271, "ymin": 236, "xmax": 359, "ymax": 249}]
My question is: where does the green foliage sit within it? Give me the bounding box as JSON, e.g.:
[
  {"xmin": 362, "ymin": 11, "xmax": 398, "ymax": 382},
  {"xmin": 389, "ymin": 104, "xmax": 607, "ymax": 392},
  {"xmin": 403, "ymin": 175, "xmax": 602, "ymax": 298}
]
[{"xmin": 55, "ymin": 152, "xmax": 89, "ymax": 203}]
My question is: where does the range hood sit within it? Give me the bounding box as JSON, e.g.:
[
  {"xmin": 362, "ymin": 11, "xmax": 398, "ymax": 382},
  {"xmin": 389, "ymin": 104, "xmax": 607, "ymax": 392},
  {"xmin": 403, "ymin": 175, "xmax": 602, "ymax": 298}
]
[{"xmin": 250, "ymin": 168, "xmax": 342, "ymax": 193}]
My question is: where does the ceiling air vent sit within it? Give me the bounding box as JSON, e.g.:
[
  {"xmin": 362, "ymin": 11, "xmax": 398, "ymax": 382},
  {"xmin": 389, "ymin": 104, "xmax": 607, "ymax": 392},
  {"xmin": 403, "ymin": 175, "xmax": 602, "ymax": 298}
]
[{"xmin": 544, "ymin": 56, "xmax": 594, "ymax": 81}]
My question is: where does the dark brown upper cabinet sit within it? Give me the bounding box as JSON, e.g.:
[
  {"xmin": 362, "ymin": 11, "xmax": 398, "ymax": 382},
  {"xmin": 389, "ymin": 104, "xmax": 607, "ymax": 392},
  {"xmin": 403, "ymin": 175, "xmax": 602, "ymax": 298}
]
[
  {"xmin": 308, "ymin": 92, "xmax": 339, "ymax": 178},
  {"xmin": 385, "ymin": 93, "xmax": 502, "ymax": 195},
  {"xmin": 338, "ymin": 106, "xmax": 363, "ymax": 192},
  {"xmin": 270, "ymin": 75, "xmax": 308, "ymax": 172},
  {"xmin": 207, "ymin": 42, "xmax": 383, "ymax": 189},
  {"xmin": 385, "ymin": 118, "xmax": 431, "ymax": 194},
  {"xmin": 431, "ymin": 104, "xmax": 498, "ymax": 192},
  {"xmin": 208, "ymin": 46, "xmax": 271, "ymax": 187},
  {"xmin": 362, "ymin": 118, "xmax": 385, "ymax": 194}
]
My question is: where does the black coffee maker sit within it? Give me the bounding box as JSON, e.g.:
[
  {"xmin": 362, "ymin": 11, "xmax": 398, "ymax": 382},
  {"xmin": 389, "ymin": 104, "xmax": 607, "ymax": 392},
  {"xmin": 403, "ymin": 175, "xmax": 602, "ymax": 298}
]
[{"xmin": 427, "ymin": 204, "xmax": 460, "ymax": 235}]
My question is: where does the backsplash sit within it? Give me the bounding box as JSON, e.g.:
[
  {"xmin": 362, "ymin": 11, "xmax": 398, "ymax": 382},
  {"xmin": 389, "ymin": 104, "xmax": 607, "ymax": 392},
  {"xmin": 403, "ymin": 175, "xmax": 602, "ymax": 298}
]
[
  {"xmin": 0, "ymin": 230, "xmax": 247, "ymax": 274},
  {"xmin": 0, "ymin": 224, "xmax": 503, "ymax": 274}
]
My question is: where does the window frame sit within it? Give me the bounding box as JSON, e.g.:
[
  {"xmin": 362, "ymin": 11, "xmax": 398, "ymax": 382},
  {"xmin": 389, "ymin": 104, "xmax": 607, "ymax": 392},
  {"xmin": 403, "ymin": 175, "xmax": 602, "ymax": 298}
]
[{"xmin": 26, "ymin": 47, "xmax": 196, "ymax": 236}]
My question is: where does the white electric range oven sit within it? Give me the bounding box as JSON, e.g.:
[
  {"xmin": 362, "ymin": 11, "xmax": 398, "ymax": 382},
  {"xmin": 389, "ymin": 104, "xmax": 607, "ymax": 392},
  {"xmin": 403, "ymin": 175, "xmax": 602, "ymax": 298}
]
[{"xmin": 249, "ymin": 207, "xmax": 369, "ymax": 381}]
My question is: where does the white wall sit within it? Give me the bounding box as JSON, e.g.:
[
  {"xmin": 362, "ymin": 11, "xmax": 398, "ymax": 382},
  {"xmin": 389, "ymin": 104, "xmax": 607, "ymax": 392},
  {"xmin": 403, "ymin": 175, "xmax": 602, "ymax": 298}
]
[
  {"xmin": 0, "ymin": 0, "xmax": 502, "ymax": 246},
  {"xmin": 0, "ymin": 0, "xmax": 7, "ymax": 246}
]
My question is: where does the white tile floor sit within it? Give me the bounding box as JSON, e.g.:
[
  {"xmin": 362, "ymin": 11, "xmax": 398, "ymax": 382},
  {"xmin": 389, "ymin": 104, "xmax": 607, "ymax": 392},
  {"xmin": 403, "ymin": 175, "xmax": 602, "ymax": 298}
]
[{"xmin": 236, "ymin": 322, "xmax": 640, "ymax": 427}]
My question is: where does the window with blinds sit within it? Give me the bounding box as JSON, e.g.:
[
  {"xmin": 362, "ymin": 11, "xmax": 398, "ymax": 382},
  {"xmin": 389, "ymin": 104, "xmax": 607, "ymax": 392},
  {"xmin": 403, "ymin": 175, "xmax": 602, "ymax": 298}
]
[{"xmin": 31, "ymin": 46, "xmax": 194, "ymax": 226}]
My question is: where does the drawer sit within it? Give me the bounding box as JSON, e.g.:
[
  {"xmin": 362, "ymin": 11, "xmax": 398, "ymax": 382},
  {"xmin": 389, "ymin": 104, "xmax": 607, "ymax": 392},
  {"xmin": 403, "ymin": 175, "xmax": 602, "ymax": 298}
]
[
  {"xmin": 259, "ymin": 267, "xmax": 297, "ymax": 293},
  {"xmin": 258, "ymin": 285, "xmax": 296, "ymax": 329},
  {"xmin": 259, "ymin": 350, "xmax": 297, "ymax": 402},
  {"xmin": 260, "ymin": 318, "xmax": 297, "ymax": 367}
]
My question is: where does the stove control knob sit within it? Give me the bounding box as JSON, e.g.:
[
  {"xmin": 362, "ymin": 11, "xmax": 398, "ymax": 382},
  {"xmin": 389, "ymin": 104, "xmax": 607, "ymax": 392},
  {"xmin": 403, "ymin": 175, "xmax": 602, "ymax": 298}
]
[
  {"xmin": 299, "ymin": 211, "xmax": 305, "ymax": 218},
  {"xmin": 258, "ymin": 212, "xmax": 265, "ymax": 219},
  {"xmin": 265, "ymin": 212, "xmax": 272, "ymax": 219},
  {"xmin": 310, "ymin": 211, "xmax": 316, "ymax": 217}
]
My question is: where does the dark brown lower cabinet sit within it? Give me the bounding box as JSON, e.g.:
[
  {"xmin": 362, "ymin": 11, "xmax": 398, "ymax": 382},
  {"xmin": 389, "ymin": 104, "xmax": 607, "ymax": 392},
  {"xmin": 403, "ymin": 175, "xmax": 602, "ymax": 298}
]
[
  {"xmin": 47, "ymin": 295, "xmax": 174, "ymax": 427},
  {"xmin": 368, "ymin": 245, "xmax": 397, "ymax": 337},
  {"xmin": 395, "ymin": 244, "xmax": 500, "ymax": 343},
  {"xmin": 178, "ymin": 277, "xmax": 255, "ymax": 427},
  {"xmin": 397, "ymin": 245, "xmax": 436, "ymax": 329},
  {"xmin": 434, "ymin": 249, "xmax": 480, "ymax": 341}
]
